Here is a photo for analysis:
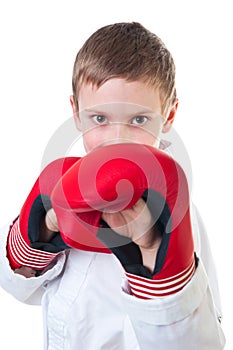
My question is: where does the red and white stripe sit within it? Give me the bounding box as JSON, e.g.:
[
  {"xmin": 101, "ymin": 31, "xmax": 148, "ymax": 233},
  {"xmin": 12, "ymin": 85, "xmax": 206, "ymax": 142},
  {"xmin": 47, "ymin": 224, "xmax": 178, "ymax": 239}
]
[
  {"xmin": 126, "ymin": 261, "xmax": 195, "ymax": 299},
  {"xmin": 7, "ymin": 219, "xmax": 59, "ymax": 270}
]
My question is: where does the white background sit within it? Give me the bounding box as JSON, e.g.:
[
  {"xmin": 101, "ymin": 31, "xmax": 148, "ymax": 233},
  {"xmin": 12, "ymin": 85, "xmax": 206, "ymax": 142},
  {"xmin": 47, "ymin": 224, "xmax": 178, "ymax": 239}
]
[{"xmin": 0, "ymin": 0, "xmax": 232, "ymax": 348}]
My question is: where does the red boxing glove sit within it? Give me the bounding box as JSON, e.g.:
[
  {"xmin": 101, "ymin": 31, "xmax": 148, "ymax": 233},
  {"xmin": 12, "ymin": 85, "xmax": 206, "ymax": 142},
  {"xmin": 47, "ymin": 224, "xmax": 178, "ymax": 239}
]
[
  {"xmin": 51, "ymin": 143, "xmax": 195, "ymax": 296},
  {"xmin": 7, "ymin": 157, "xmax": 79, "ymax": 271}
]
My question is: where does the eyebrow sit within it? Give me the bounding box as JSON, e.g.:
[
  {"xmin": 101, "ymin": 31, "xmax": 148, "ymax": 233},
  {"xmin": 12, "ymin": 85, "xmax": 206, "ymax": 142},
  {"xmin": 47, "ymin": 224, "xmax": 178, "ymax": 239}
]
[
  {"xmin": 84, "ymin": 108, "xmax": 108, "ymax": 114},
  {"xmin": 83, "ymin": 108, "xmax": 155, "ymax": 115}
]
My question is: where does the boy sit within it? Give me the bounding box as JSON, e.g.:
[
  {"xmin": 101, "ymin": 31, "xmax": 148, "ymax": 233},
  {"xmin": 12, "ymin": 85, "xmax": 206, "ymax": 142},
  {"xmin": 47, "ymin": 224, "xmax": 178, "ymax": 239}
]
[{"xmin": 0, "ymin": 22, "xmax": 225, "ymax": 349}]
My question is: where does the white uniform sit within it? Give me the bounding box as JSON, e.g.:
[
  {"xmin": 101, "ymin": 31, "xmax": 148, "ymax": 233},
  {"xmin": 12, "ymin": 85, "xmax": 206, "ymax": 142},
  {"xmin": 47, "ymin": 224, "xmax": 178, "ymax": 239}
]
[{"xmin": 0, "ymin": 204, "xmax": 225, "ymax": 350}]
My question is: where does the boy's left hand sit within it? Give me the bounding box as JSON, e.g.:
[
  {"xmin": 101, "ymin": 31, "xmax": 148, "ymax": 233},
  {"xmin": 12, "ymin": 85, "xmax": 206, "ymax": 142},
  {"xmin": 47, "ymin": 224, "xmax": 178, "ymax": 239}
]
[{"xmin": 102, "ymin": 198, "xmax": 162, "ymax": 272}]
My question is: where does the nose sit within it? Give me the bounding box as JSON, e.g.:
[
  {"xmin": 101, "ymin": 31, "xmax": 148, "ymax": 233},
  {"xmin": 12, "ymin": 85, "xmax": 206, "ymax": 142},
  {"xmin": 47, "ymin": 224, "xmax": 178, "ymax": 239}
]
[{"xmin": 110, "ymin": 123, "xmax": 130, "ymax": 142}]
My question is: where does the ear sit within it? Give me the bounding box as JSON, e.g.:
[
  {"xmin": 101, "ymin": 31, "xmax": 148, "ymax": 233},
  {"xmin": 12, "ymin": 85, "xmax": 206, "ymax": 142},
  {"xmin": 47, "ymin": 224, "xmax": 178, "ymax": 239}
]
[
  {"xmin": 70, "ymin": 95, "xmax": 82, "ymax": 131},
  {"xmin": 162, "ymin": 100, "xmax": 179, "ymax": 133}
]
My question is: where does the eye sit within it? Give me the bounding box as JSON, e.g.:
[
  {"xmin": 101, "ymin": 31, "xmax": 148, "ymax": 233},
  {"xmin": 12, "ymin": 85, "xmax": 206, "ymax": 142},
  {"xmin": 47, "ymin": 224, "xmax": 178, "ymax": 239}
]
[
  {"xmin": 92, "ymin": 115, "xmax": 107, "ymax": 124},
  {"xmin": 131, "ymin": 115, "xmax": 148, "ymax": 126}
]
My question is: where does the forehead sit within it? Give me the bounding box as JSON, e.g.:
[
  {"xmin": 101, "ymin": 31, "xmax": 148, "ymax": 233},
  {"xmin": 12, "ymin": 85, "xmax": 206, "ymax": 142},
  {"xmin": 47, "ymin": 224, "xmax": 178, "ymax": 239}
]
[{"xmin": 78, "ymin": 78, "xmax": 162, "ymax": 114}]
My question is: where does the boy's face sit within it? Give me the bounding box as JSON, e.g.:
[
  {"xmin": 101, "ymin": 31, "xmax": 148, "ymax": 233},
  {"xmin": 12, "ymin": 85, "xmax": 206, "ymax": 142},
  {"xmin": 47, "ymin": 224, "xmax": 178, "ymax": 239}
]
[{"xmin": 71, "ymin": 78, "xmax": 177, "ymax": 152}]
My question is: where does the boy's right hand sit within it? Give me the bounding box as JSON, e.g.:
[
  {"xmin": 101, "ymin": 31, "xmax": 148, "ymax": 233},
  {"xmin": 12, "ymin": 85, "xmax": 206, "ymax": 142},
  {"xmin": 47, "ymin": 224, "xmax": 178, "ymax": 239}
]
[
  {"xmin": 7, "ymin": 157, "xmax": 79, "ymax": 272},
  {"xmin": 45, "ymin": 208, "xmax": 59, "ymax": 232}
]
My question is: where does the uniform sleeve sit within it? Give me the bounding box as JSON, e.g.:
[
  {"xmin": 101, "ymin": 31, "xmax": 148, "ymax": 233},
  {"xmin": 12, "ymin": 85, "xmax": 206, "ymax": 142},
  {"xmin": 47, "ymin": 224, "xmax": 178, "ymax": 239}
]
[
  {"xmin": 190, "ymin": 203, "xmax": 223, "ymax": 320},
  {"xmin": 0, "ymin": 222, "xmax": 66, "ymax": 305},
  {"xmin": 121, "ymin": 259, "xmax": 226, "ymax": 350}
]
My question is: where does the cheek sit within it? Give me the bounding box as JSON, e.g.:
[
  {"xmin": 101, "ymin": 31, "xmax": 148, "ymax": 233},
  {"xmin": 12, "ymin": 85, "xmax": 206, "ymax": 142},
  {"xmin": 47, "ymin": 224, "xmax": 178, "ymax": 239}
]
[
  {"xmin": 132, "ymin": 133, "xmax": 160, "ymax": 147},
  {"xmin": 129, "ymin": 125, "xmax": 162, "ymax": 148},
  {"xmin": 82, "ymin": 129, "xmax": 108, "ymax": 152},
  {"xmin": 82, "ymin": 134, "xmax": 97, "ymax": 152}
]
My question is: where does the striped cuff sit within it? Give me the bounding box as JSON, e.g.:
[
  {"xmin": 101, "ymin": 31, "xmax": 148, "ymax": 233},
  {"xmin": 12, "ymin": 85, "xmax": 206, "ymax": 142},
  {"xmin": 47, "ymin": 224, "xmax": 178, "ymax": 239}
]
[
  {"xmin": 125, "ymin": 260, "xmax": 195, "ymax": 299},
  {"xmin": 7, "ymin": 219, "xmax": 59, "ymax": 270}
]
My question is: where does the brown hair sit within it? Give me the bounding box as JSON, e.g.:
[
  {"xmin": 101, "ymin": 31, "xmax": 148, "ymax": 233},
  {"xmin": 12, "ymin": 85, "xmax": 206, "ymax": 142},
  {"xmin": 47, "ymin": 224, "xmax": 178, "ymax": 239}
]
[{"xmin": 72, "ymin": 22, "xmax": 177, "ymax": 114}]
